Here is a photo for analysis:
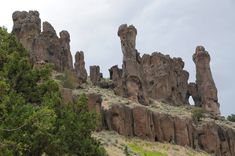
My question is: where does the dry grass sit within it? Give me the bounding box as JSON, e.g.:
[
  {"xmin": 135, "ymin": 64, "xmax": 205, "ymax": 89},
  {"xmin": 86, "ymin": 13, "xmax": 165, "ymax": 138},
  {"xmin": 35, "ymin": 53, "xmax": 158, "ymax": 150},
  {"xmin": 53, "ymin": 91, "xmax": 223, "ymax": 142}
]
[{"xmin": 93, "ymin": 131, "xmax": 211, "ymax": 156}]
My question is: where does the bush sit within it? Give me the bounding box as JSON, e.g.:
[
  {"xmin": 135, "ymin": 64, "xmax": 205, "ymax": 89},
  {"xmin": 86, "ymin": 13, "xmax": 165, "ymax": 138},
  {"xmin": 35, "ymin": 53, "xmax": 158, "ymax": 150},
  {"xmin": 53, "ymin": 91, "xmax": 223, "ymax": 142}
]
[
  {"xmin": 191, "ymin": 107, "xmax": 205, "ymax": 122},
  {"xmin": 227, "ymin": 114, "xmax": 235, "ymax": 122},
  {"xmin": 62, "ymin": 69, "xmax": 76, "ymax": 89},
  {"xmin": 0, "ymin": 27, "xmax": 107, "ymax": 156}
]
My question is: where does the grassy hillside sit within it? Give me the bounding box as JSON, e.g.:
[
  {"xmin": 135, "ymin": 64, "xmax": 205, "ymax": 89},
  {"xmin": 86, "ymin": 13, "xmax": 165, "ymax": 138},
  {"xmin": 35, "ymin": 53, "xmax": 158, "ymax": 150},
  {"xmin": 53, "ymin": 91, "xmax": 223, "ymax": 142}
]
[{"xmin": 93, "ymin": 131, "xmax": 211, "ymax": 156}]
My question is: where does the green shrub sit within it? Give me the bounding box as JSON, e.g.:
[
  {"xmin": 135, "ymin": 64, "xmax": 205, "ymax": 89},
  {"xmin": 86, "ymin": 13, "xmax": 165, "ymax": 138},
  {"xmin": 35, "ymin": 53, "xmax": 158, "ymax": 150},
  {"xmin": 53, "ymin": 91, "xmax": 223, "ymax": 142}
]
[
  {"xmin": 124, "ymin": 145, "xmax": 130, "ymax": 156},
  {"xmin": 0, "ymin": 27, "xmax": 107, "ymax": 156},
  {"xmin": 227, "ymin": 114, "xmax": 235, "ymax": 122},
  {"xmin": 62, "ymin": 69, "xmax": 76, "ymax": 89},
  {"xmin": 191, "ymin": 107, "xmax": 205, "ymax": 122}
]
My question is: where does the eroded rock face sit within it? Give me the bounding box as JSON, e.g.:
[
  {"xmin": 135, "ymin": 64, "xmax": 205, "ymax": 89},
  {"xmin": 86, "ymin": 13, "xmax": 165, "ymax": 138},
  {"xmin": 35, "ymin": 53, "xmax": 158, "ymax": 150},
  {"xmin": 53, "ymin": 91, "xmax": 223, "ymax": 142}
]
[
  {"xmin": 142, "ymin": 53, "xmax": 189, "ymax": 105},
  {"xmin": 112, "ymin": 24, "xmax": 189, "ymax": 106},
  {"xmin": 102, "ymin": 104, "xmax": 235, "ymax": 156},
  {"xmin": 109, "ymin": 65, "xmax": 125, "ymax": 96},
  {"xmin": 90, "ymin": 65, "xmax": 101, "ymax": 85},
  {"xmin": 103, "ymin": 104, "xmax": 133, "ymax": 136},
  {"xmin": 12, "ymin": 11, "xmax": 73, "ymax": 71},
  {"xmin": 116, "ymin": 24, "xmax": 148, "ymax": 105},
  {"xmin": 192, "ymin": 46, "xmax": 220, "ymax": 116},
  {"xmin": 12, "ymin": 11, "xmax": 41, "ymax": 55},
  {"xmin": 74, "ymin": 51, "xmax": 87, "ymax": 83},
  {"xmin": 87, "ymin": 93, "xmax": 102, "ymax": 130},
  {"xmin": 59, "ymin": 31, "xmax": 73, "ymax": 70}
]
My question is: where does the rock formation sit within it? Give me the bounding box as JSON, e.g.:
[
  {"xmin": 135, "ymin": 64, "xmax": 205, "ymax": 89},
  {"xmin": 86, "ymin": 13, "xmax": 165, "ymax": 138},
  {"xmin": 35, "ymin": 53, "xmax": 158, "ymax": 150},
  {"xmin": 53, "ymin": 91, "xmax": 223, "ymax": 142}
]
[
  {"xmin": 90, "ymin": 65, "xmax": 101, "ymax": 85},
  {"xmin": 74, "ymin": 51, "xmax": 87, "ymax": 83},
  {"xmin": 112, "ymin": 24, "xmax": 190, "ymax": 106},
  {"xmin": 87, "ymin": 93, "xmax": 102, "ymax": 130},
  {"xmin": 116, "ymin": 24, "xmax": 149, "ymax": 105},
  {"xmin": 12, "ymin": 11, "xmax": 41, "ymax": 52},
  {"xmin": 102, "ymin": 104, "xmax": 235, "ymax": 156},
  {"xmin": 12, "ymin": 11, "xmax": 73, "ymax": 71},
  {"xmin": 192, "ymin": 46, "xmax": 220, "ymax": 116},
  {"xmin": 142, "ymin": 53, "xmax": 189, "ymax": 105},
  {"xmin": 109, "ymin": 65, "xmax": 124, "ymax": 95}
]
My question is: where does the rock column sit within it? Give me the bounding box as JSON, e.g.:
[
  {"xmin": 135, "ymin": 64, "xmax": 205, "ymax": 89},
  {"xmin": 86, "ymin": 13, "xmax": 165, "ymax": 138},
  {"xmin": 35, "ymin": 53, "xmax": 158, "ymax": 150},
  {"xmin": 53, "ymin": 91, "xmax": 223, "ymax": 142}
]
[
  {"xmin": 193, "ymin": 46, "xmax": 220, "ymax": 116},
  {"xmin": 118, "ymin": 24, "xmax": 148, "ymax": 105},
  {"xmin": 74, "ymin": 51, "xmax": 87, "ymax": 83}
]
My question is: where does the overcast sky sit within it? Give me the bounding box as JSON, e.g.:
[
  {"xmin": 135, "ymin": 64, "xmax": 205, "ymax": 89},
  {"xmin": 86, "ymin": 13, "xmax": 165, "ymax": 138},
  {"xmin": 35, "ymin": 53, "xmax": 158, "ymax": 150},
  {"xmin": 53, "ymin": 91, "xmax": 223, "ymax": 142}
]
[{"xmin": 0, "ymin": 0, "xmax": 234, "ymax": 116}]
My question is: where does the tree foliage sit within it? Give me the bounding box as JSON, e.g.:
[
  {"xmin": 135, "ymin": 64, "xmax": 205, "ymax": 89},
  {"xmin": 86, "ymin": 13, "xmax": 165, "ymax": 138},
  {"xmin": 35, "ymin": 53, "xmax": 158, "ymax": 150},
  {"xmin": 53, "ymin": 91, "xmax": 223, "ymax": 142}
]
[
  {"xmin": 227, "ymin": 114, "xmax": 235, "ymax": 122},
  {"xmin": 191, "ymin": 107, "xmax": 205, "ymax": 123},
  {"xmin": 0, "ymin": 27, "xmax": 106, "ymax": 156}
]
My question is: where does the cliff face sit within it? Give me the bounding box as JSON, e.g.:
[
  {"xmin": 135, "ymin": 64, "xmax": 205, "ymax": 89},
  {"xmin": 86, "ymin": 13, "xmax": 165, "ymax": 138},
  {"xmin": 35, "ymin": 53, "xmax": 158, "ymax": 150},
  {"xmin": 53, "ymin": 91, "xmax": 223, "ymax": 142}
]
[
  {"xmin": 84, "ymin": 90, "xmax": 234, "ymax": 156},
  {"xmin": 102, "ymin": 104, "xmax": 234, "ymax": 156},
  {"xmin": 12, "ymin": 11, "xmax": 73, "ymax": 71},
  {"xmin": 111, "ymin": 24, "xmax": 220, "ymax": 116}
]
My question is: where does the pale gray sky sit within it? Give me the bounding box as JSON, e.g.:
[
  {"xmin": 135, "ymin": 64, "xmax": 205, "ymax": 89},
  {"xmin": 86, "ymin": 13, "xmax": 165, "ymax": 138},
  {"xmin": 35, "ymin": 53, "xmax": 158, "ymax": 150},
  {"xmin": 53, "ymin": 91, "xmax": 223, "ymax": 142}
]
[{"xmin": 0, "ymin": 0, "xmax": 234, "ymax": 116}]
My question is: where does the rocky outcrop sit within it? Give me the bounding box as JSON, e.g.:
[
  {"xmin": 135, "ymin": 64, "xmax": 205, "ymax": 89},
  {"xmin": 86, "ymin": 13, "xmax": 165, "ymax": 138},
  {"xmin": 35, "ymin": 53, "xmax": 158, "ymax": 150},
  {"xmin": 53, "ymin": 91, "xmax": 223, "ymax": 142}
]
[
  {"xmin": 12, "ymin": 11, "xmax": 41, "ymax": 53},
  {"xmin": 74, "ymin": 51, "xmax": 87, "ymax": 83},
  {"xmin": 90, "ymin": 65, "xmax": 102, "ymax": 85},
  {"xmin": 12, "ymin": 11, "xmax": 73, "ymax": 71},
  {"xmin": 115, "ymin": 24, "xmax": 149, "ymax": 105},
  {"xmin": 142, "ymin": 53, "xmax": 189, "ymax": 105},
  {"xmin": 103, "ymin": 104, "xmax": 235, "ymax": 156},
  {"xmin": 112, "ymin": 24, "xmax": 189, "ymax": 106},
  {"xmin": 109, "ymin": 65, "xmax": 125, "ymax": 96},
  {"xmin": 192, "ymin": 46, "xmax": 220, "ymax": 116},
  {"xmin": 87, "ymin": 93, "xmax": 102, "ymax": 130}
]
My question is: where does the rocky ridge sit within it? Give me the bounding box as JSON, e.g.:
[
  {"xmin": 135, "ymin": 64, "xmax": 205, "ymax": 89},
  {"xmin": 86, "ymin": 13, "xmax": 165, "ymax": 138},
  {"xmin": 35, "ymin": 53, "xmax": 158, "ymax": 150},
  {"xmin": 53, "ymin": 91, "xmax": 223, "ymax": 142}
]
[{"xmin": 11, "ymin": 10, "xmax": 233, "ymax": 156}]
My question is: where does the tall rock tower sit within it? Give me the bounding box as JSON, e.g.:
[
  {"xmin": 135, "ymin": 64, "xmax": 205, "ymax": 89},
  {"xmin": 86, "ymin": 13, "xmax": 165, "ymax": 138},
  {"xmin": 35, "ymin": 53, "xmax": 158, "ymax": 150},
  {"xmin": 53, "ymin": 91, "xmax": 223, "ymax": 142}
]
[
  {"xmin": 118, "ymin": 24, "xmax": 148, "ymax": 105},
  {"xmin": 193, "ymin": 46, "xmax": 220, "ymax": 116}
]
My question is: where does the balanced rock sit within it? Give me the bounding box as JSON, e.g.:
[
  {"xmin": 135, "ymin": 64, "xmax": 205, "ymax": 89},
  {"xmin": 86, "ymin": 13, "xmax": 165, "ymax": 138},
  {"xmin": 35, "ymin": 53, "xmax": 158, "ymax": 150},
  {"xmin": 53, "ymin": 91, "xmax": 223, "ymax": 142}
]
[
  {"xmin": 192, "ymin": 46, "xmax": 220, "ymax": 116},
  {"xmin": 74, "ymin": 51, "xmax": 87, "ymax": 83}
]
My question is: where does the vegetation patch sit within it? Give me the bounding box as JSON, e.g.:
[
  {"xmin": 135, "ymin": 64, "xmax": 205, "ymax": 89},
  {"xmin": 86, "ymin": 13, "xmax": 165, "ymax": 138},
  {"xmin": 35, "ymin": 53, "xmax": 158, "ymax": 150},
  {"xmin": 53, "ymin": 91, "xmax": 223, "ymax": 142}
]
[{"xmin": 128, "ymin": 143, "xmax": 167, "ymax": 156}]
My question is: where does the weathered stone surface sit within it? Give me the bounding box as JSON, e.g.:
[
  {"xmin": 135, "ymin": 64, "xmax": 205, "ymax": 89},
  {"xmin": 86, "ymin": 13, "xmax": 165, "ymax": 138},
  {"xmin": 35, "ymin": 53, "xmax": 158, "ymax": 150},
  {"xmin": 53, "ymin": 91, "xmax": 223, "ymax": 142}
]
[
  {"xmin": 74, "ymin": 51, "xmax": 87, "ymax": 83},
  {"xmin": 112, "ymin": 24, "xmax": 190, "ymax": 106},
  {"xmin": 109, "ymin": 65, "xmax": 125, "ymax": 96},
  {"xmin": 90, "ymin": 65, "xmax": 101, "ymax": 85},
  {"xmin": 59, "ymin": 30, "xmax": 73, "ymax": 70},
  {"xmin": 87, "ymin": 93, "xmax": 102, "ymax": 130},
  {"xmin": 132, "ymin": 106, "xmax": 154, "ymax": 141},
  {"xmin": 116, "ymin": 24, "xmax": 149, "ymax": 105},
  {"xmin": 102, "ymin": 103, "xmax": 235, "ymax": 156},
  {"xmin": 60, "ymin": 88, "xmax": 73, "ymax": 104},
  {"xmin": 103, "ymin": 104, "xmax": 133, "ymax": 136},
  {"xmin": 192, "ymin": 46, "xmax": 220, "ymax": 116},
  {"xmin": 142, "ymin": 53, "xmax": 189, "ymax": 105},
  {"xmin": 12, "ymin": 10, "xmax": 41, "ymax": 55},
  {"xmin": 188, "ymin": 82, "xmax": 201, "ymax": 106},
  {"xmin": 12, "ymin": 11, "xmax": 73, "ymax": 71}
]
